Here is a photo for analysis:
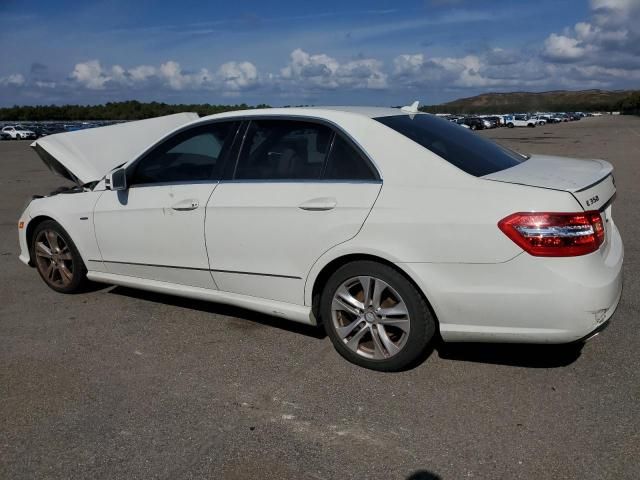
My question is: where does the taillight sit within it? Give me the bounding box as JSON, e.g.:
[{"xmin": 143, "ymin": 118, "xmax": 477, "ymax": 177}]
[{"xmin": 498, "ymin": 211, "xmax": 605, "ymax": 257}]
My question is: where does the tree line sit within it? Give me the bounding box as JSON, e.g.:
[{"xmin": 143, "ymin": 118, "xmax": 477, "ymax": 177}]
[
  {"xmin": 0, "ymin": 101, "xmax": 271, "ymax": 121},
  {"xmin": 1, "ymin": 94, "xmax": 639, "ymax": 121},
  {"xmin": 615, "ymin": 92, "xmax": 640, "ymax": 115}
]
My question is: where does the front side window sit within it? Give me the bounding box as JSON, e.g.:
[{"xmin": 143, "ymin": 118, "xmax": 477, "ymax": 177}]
[
  {"xmin": 375, "ymin": 114, "xmax": 526, "ymax": 177},
  {"xmin": 234, "ymin": 120, "xmax": 332, "ymax": 180},
  {"xmin": 131, "ymin": 122, "xmax": 236, "ymax": 185}
]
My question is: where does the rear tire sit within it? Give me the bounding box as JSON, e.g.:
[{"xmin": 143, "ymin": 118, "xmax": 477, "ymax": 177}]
[
  {"xmin": 30, "ymin": 220, "xmax": 88, "ymax": 293},
  {"xmin": 507, "ymin": 122, "xmax": 514, "ymax": 128},
  {"xmin": 320, "ymin": 261, "xmax": 436, "ymax": 371}
]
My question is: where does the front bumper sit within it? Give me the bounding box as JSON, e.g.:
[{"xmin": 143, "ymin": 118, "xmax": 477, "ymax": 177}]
[
  {"xmin": 18, "ymin": 204, "xmax": 33, "ymax": 266},
  {"xmin": 398, "ymin": 219, "xmax": 624, "ymax": 344}
]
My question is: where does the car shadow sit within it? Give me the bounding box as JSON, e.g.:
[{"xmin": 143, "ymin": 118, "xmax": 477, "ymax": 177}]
[
  {"xmin": 108, "ymin": 286, "xmax": 327, "ymax": 339},
  {"xmin": 406, "ymin": 471, "xmax": 442, "ymax": 480},
  {"xmin": 105, "ymin": 286, "xmax": 583, "ymax": 368},
  {"xmin": 435, "ymin": 340, "xmax": 583, "ymax": 368}
]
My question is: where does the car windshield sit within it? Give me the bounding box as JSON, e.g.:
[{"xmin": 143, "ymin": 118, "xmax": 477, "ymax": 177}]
[{"xmin": 374, "ymin": 114, "xmax": 527, "ymax": 177}]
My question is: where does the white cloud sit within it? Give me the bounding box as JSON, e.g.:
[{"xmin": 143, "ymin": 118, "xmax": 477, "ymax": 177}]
[
  {"xmin": 280, "ymin": 48, "xmax": 386, "ymax": 90},
  {"xmin": 218, "ymin": 61, "xmax": 258, "ymax": 91},
  {"xmin": 71, "ymin": 60, "xmax": 111, "ymax": 89},
  {"xmin": 281, "ymin": 49, "xmax": 340, "ymax": 88},
  {"xmin": 68, "ymin": 59, "xmax": 261, "ymax": 92},
  {"xmin": 543, "ymin": 34, "xmax": 587, "ymax": 61},
  {"xmin": 129, "ymin": 65, "xmax": 157, "ymax": 82},
  {"xmin": 0, "ymin": 73, "xmax": 26, "ymax": 87},
  {"xmin": 394, "ymin": 53, "xmax": 504, "ymax": 88},
  {"xmin": 336, "ymin": 58, "xmax": 387, "ymax": 89}
]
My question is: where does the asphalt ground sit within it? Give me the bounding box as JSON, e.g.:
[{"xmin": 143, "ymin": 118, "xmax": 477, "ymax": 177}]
[{"xmin": 1, "ymin": 115, "xmax": 639, "ymax": 479}]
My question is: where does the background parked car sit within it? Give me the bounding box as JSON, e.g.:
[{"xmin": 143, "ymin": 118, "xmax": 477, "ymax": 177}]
[
  {"xmin": 1, "ymin": 125, "xmax": 36, "ymax": 139},
  {"xmin": 484, "ymin": 116, "xmax": 503, "ymax": 127},
  {"xmin": 506, "ymin": 115, "xmax": 537, "ymax": 128},
  {"xmin": 461, "ymin": 117, "xmax": 489, "ymax": 130},
  {"xmin": 531, "ymin": 115, "xmax": 547, "ymax": 126}
]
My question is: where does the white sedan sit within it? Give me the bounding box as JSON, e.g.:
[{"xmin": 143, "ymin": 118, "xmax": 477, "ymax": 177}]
[{"xmin": 18, "ymin": 105, "xmax": 623, "ymax": 371}]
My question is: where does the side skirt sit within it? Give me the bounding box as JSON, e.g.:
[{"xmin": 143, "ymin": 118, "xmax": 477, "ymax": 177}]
[{"xmin": 86, "ymin": 271, "xmax": 316, "ymax": 326}]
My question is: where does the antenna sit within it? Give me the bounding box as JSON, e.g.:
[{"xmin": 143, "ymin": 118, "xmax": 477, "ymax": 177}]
[{"xmin": 401, "ymin": 100, "xmax": 420, "ymax": 113}]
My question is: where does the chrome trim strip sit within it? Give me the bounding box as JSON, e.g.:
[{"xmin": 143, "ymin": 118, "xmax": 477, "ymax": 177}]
[
  {"xmin": 515, "ymin": 226, "xmax": 594, "ymax": 237},
  {"xmin": 219, "ymin": 179, "xmax": 382, "ymax": 185},
  {"xmin": 210, "ymin": 268, "xmax": 301, "ymax": 280},
  {"xmin": 89, "ymin": 259, "xmax": 302, "ymax": 279}
]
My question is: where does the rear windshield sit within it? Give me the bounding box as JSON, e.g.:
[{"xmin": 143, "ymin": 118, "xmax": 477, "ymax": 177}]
[{"xmin": 374, "ymin": 114, "xmax": 527, "ymax": 176}]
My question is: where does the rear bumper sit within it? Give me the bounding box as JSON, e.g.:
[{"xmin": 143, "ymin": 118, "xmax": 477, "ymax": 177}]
[{"xmin": 398, "ymin": 220, "xmax": 624, "ymax": 344}]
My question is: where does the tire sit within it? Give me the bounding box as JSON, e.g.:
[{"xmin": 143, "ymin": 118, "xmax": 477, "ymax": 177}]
[
  {"xmin": 470, "ymin": 124, "xmax": 476, "ymax": 130},
  {"xmin": 320, "ymin": 260, "xmax": 436, "ymax": 371},
  {"xmin": 30, "ymin": 220, "xmax": 88, "ymax": 293},
  {"xmin": 528, "ymin": 123, "xmax": 535, "ymax": 128},
  {"xmin": 507, "ymin": 122, "xmax": 514, "ymax": 128}
]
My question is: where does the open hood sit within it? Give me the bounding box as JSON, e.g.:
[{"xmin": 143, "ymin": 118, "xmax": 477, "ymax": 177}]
[{"xmin": 31, "ymin": 112, "xmax": 199, "ymax": 185}]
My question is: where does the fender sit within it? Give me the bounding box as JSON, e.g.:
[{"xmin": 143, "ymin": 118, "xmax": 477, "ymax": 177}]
[{"xmin": 25, "ymin": 191, "xmax": 105, "ymax": 270}]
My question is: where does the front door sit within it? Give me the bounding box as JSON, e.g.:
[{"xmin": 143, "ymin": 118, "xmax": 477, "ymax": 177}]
[{"xmin": 93, "ymin": 121, "xmax": 239, "ymax": 289}]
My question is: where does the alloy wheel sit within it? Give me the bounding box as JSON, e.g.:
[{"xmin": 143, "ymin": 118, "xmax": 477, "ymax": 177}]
[
  {"xmin": 34, "ymin": 229, "xmax": 75, "ymax": 288},
  {"xmin": 331, "ymin": 276, "xmax": 411, "ymax": 360}
]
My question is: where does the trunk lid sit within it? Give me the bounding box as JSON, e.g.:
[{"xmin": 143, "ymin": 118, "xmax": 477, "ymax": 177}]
[
  {"xmin": 30, "ymin": 112, "xmax": 199, "ymax": 185},
  {"xmin": 483, "ymin": 154, "xmax": 616, "ymax": 211}
]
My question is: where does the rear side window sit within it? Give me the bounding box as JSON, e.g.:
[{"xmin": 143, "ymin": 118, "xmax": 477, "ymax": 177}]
[
  {"xmin": 235, "ymin": 120, "xmax": 332, "ymax": 180},
  {"xmin": 131, "ymin": 122, "xmax": 236, "ymax": 185},
  {"xmin": 324, "ymin": 135, "xmax": 378, "ymax": 181},
  {"xmin": 375, "ymin": 114, "xmax": 526, "ymax": 176}
]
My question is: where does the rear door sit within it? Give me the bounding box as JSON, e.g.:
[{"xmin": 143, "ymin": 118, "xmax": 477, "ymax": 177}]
[{"xmin": 204, "ymin": 118, "xmax": 382, "ymax": 305}]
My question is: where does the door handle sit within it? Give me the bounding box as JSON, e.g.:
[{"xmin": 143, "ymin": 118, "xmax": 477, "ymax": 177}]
[
  {"xmin": 171, "ymin": 199, "xmax": 199, "ymax": 211},
  {"xmin": 298, "ymin": 197, "xmax": 337, "ymax": 211}
]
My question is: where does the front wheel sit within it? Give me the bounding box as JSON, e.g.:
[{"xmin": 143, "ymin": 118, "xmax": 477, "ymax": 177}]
[
  {"xmin": 30, "ymin": 220, "xmax": 88, "ymax": 293},
  {"xmin": 507, "ymin": 122, "xmax": 514, "ymax": 128},
  {"xmin": 320, "ymin": 261, "xmax": 436, "ymax": 371}
]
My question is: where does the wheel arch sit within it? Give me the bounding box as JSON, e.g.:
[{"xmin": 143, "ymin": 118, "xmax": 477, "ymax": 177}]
[
  {"xmin": 25, "ymin": 214, "xmax": 90, "ymax": 267},
  {"xmin": 307, "ymin": 252, "xmax": 440, "ymax": 330}
]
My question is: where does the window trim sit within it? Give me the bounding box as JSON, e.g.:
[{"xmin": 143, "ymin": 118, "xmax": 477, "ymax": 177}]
[
  {"xmin": 126, "ymin": 120, "xmax": 242, "ymax": 188},
  {"xmin": 224, "ymin": 115, "xmax": 381, "ymax": 183}
]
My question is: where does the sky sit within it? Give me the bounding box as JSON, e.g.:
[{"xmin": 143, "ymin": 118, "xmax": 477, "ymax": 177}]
[{"xmin": 0, "ymin": 0, "xmax": 639, "ymax": 107}]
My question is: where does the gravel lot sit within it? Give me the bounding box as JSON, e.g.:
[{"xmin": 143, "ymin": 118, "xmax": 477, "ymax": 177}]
[{"xmin": 1, "ymin": 115, "xmax": 639, "ymax": 479}]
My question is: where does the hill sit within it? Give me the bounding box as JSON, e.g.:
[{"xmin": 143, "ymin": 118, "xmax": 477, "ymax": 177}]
[{"xmin": 422, "ymin": 89, "xmax": 639, "ymax": 114}]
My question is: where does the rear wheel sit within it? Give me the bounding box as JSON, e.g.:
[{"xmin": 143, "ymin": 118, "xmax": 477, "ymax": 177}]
[
  {"xmin": 320, "ymin": 261, "xmax": 435, "ymax": 371},
  {"xmin": 507, "ymin": 122, "xmax": 514, "ymax": 128},
  {"xmin": 31, "ymin": 220, "xmax": 88, "ymax": 293}
]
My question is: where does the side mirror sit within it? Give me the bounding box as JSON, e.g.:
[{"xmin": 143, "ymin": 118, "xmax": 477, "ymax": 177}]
[{"xmin": 108, "ymin": 168, "xmax": 127, "ymax": 191}]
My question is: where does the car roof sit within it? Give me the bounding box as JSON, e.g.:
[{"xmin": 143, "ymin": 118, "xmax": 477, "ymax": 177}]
[{"xmin": 200, "ymin": 106, "xmax": 418, "ymax": 122}]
